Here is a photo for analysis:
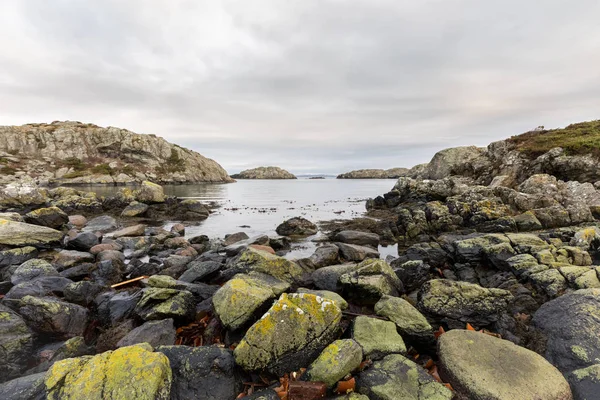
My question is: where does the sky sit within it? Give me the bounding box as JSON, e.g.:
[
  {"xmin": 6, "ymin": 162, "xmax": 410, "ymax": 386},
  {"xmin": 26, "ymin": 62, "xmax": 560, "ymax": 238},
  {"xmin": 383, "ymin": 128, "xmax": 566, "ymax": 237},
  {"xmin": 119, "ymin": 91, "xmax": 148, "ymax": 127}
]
[{"xmin": 0, "ymin": 1, "xmax": 599, "ymax": 175}]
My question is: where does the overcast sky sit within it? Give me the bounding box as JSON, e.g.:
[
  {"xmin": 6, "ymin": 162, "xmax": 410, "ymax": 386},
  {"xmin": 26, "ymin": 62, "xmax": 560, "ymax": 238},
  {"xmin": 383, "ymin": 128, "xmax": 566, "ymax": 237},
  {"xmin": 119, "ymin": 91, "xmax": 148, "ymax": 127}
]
[{"xmin": 0, "ymin": 1, "xmax": 599, "ymax": 174}]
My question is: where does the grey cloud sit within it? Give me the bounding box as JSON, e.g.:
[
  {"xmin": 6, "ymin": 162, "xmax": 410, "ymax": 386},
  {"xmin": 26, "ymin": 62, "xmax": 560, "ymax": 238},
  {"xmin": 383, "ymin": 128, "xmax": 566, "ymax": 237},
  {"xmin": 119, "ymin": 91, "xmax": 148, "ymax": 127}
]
[{"xmin": 0, "ymin": 0, "xmax": 599, "ymax": 174}]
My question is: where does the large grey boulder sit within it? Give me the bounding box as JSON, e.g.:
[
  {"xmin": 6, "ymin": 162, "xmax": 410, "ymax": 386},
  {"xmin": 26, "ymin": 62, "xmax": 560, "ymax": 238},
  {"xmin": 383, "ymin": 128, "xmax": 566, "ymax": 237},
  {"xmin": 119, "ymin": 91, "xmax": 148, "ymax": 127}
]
[
  {"xmin": 17, "ymin": 295, "xmax": 88, "ymax": 338},
  {"xmin": 11, "ymin": 259, "xmax": 58, "ymax": 285},
  {"xmin": 276, "ymin": 217, "xmax": 317, "ymax": 236},
  {"xmin": 567, "ymin": 364, "xmax": 600, "ymax": 400},
  {"xmin": 0, "ymin": 219, "xmax": 63, "ymax": 247},
  {"xmin": 438, "ymin": 329, "xmax": 572, "ymax": 400},
  {"xmin": 425, "ymin": 146, "xmax": 486, "ymax": 180},
  {"xmin": 24, "ymin": 206, "xmax": 69, "ymax": 229},
  {"xmin": 336, "ymin": 242, "xmax": 380, "ymax": 262}
]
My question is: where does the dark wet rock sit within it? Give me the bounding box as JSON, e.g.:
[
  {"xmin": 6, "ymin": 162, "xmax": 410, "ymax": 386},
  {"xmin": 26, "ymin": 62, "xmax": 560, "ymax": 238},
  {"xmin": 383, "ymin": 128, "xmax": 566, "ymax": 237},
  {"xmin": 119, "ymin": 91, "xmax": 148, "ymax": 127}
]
[
  {"xmin": 134, "ymin": 287, "xmax": 195, "ymax": 322},
  {"xmin": 59, "ymin": 262, "xmax": 96, "ymax": 280},
  {"xmin": 403, "ymin": 242, "xmax": 451, "ymax": 268},
  {"xmin": 312, "ymin": 263, "xmax": 358, "ymax": 292},
  {"xmin": 92, "ymin": 259, "xmax": 124, "ymax": 285},
  {"xmin": 117, "ymin": 318, "xmax": 176, "ymax": 348},
  {"xmin": 11, "ymin": 259, "xmax": 58, "ymax": 285},
  {"xmin": 63, "ymin": 281, "xmax": 106, "ymax": 305},
  {"xmin": 352, "ymin": 315, "xmax": 406, "ymax": 360},
  {"xmin": 0, "ymin": 304, "xmax": 34, "ymax": 383},
  {"xmin": 121, "ymin": 201, "xmax": 148, "ymax": 217},
  {"xmin": 307, "ymin": 244, "xmax": 340, "ymax": 268},
  {"xmin": 223, "ymin": 232, "xmax": 250, "ymax": 246},
  {"xmin": 334, "ymin": 230, "xmax": 380, "ymax": 248},
  {"xmin": 483, "ymin": 242, "xmax": 516, "ymax": 270},
  {"xmin": 417, "ymin": 279, "xmax": 513, "ymax": 326},
  {"xmin": 336, "ymin": 242, "xmax": 380, "ymax": 262},
  {"xmin": 146, "ymin": 274, "xmax": 218, "ymax": 301},
  {"xmin": 160, "ymin": 254, "xmax": 193, "ymax": 277},
  {"xmin": 95, "ymin": 319, "xmax": 136, "ymax": 353},
  {"xmin": 0, "ymin": 219, "xmax": 63, "ymax": 247},
  {"xmin": 454, "ymin": 233, "xmax": 510, "ymax": 263},
  {"xmin": 306, "ymin": 339, "xmax": 363, "ymax": 387},
  {"xmin": 96, "ymin": 290, "xmax": 142, "ymax": 327},
  {"xmin": 127, "ymin": 261, "xmax": 162, "ymax": 279},
  {"xmin": 5, "ymin": 276, "xmax": 73, "ymax": 300},
  {"xmin": 339, "ymin": 259, "xmax": 404, "ymax": 305},
  {"xmin": 82, "ymin": 215, "xmax": 118, "ymax": 233},
  {"xmin": 53, "ymin": 250, "xmax": 94, "ymax": 270},
  {"xmin": 567, "ymin": 364, "xmax": 600, "ymax": 400},
  {"xmin": 391, "ymin": 259, "xmax": 431, "ymax": 292},
  {"xmin": 66, "ymin": 231, "xmax": 99, "ymax": 251},
  {"xmin": 26, "ymin": 336, "xmax": 94, "ymax": 375},
  {"xmin": 17, "ymin": 295, "xmax": 88, "ymax": 338},
  {"xmin": 374, "ymin": 295, "xmax": 433, "ymax": 345},
  {"xmin": 234, "ymin": 293, "xmax": 342, "ymax": 375},
  {"xmin": 174, "ymin": 199, "xmax": 211, "ymax": 220},
  {"xmin": 24, "ymin": 206, "xmax": 68, "ymax": 229},
  {"xmin": 0, "ymin": 372, "xmax": 46, "ymax": 399},
  {"xmin": 439, "ymin": 329, "xmax": 572, "ymax": 400},
  {"xmin": 532, "ymin": 288, "xmax": 600, "ymax": 372},
  {"xmin": 213, "ymin": 273, "xmax": 289, "ymax": 330},
  {"xmin": 158, "ymin": 345, "xmax": 239, "ymax": 400},
  {"xmin": 179, "ymin": 260, "xmax": 222, "ymax": 283},
  {"xmin": 356, "ymin": 354, "xmax": 453, "ymax": 400},
  {"xmin": 0, "ymin": 246, "xmax": 38, "ymax": 267},
  {"xmin": 223, "ymin": 235, "xmax": 270, "ymax": 257},
  {"xmin": 515, "ymin": 211, "xmax": 543, "ymax": 231},
  {"xmin": 269, "ymin": 236, "xmax": 291, "ymax": 251},
  {"xmin": 276, "ymin": 217, "xmax": 318, "ymax": 236}
]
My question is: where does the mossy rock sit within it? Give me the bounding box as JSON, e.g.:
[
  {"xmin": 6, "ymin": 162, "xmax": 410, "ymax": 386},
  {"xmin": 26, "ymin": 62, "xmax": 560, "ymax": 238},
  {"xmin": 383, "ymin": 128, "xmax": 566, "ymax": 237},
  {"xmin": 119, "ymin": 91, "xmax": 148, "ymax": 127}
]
[
  {"xmin": 306, "ymin": 339, "xmax": 363, "ymax": 387},
  {"xmin": 11, "ymin": 258, "xmax": 58, "ymax": 285},
  {"xmin": 45, "ymin": 343, "xmax": 172, "ymax": 400},
  {"xmin": 374, "ymin": 295, "xmax": 433, "ymax": 344},
  {"xmin": 17, "ymin": 295, "xmax": 88, "ymax": 338},
  {"xmin": 228, "ymin": 247, "xmax": 311, "ymax": 285},
  {"xmin": 213, "ymin": 273, "xmax": 289, "ymax": 330},
  {"xmin": 567, "ymin": 364, "xmax": 600, "ymax": 400},
  {"xmin": 121, "ymin": 201, "xmax": 149, "ymax": 217},
  {"xmin": 454, "ymin": 234, "xmax": 510, "ymax": 263},
  {"xmin": 0, "ymin": 304, "xmax": 34, "ymax": 382},
  {"xmin": 356, "ymin": 354, "xmax": 453, "ymax": 400},
  {"xmin": 0, "ymin": 246, "xmax": 38, "ymax": 267},
  {"xmin": 234, "ymin": 293, "xmax": 342, "ymax": 375},
  {"xmin": 24, "ymin": 206, "xmax": 69, "ymax": 229},
  {"xmin": 134, "ymin": 181, "xmax": 165, "ymax": 203},
  {"xmin": 0, "ymin": 219, "xmax": 63, "ymax": 247},
  {"xmin": 134, "ymin": 288, "xmax": 195, "ymax": 322},
  {"xmin": 297, "ymin": 288, "xmax": 348, "ymax": 310},
  {"xmin": 339, "ymin": 259, "xmax": 404, "ymax": 305},
  {"xmin": 352, "ymin": 316, "xmax": 406, "ymax": 360}
]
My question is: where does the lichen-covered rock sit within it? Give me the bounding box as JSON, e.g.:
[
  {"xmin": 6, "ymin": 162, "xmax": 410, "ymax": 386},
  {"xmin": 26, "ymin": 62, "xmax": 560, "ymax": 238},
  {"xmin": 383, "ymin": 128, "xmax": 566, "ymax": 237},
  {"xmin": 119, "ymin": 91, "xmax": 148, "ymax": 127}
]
[
  {"xmin": 121, "ymin": 201, "xmax": 149, "ymax": 217},
  {"xmin": 276, "ymin": 217, "xmax": 318, "ymax": 236},
  {"xmin": 306, "ymin": 339, "xmax": 363, "ymax": 387},
  {"xmin": 340, "ymin": 259, "xmax": 403, "ymax": 305},
  {"xmin": 567, "ymin": 364, "xmax": 600, "ymax": 400},
  {"xmin": 134, "ymin": 288, "xmax": 195, "ymax": 322},
  {"xmin": 226, "ymin": 247, "xmax": 310, "ymax": 285},
  {"xmin": 454, "ymin": 234, "xmax": 510, "ymax": 263},
  {"xmin": 158, "ymin": 345, "xmax": 238, "ymax": 400},
  {"xmin": 17, "ymin": 295, "xmax": 88, "ymax": 338},
  {"xmin": 297, "ymin": 288, "xmax": 348, "ymax": 310},
  {"xmin": 417, "ymin": 279, "xmax": 513, "ymax": 325},
  {"xmin": 374, "ymin": 295, "xmax": 433, "ymax": 344},
  {"xmin": 425, "ymin": 146, "xmax": 485, "ymax": 180},
  {"xmin": 438, "ymin": 329, "xmax": 572, "ymax": 400},
  {"xmin": 117, "ymin": 319, "xmax": 176, "ymax": 348},
  {"xmin": 213, "ymin": 273, "xmax": 289, "ymax": 330},
  {"xmin": 234, "ymin": 293, "xmax": 342, "ymax": 375},
  {"xmin": 0, "ymin": 219, "xmax": 63, "ymax": 247},
  {"xmin": 532, "ymin": 289, "xmax": 600, "ymax": 372},
  {"xmin": 352, "ymin": 316, "xmax": 406, "ymax": 360},
  {"xmin": 0, "ymin": 246, "xmax": 38, "ymax": 267},
  {"xmin": 0, "ymin": 304, "xmax": 34, "ymax": 383},
  {"xmin": 174, "ymin": 199, "xmax": 210, "ymax": 220},
  {"xmin": 44, "ymin": 343, "xmax": 172, "ymax": 400},
  {"xmin": 24, "ymin": 206, "xmax": 69, "ymax": 229},
  {"xmin": 356, "ymin": 354, "xmax": 453, "ymax": 400},
  {"xmin": 312, "ymin": 263, "xmax": 359, "ymax": 292},
  {"xmin": 231, "ymin": 166, "xmax": 296, "ymax": 180},
  {"xmin": 11, "ymin": 259, "xmax": 58, "ymax": 285},
  {"xmin": 337, "ymin": 168, "xmax": 408, "ymax": 179}
]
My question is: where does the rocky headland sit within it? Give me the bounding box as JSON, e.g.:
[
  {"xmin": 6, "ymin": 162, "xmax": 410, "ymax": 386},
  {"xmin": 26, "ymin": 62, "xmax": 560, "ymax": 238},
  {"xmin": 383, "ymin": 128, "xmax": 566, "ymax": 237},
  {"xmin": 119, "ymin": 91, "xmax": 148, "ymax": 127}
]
[
  {"xmin": 0, "ymin": 121, "xmax": 233, "ymax": 185},
  {"xmin": 230, "ymin": 166, "xmax": 297, "ymax": 179},
  {"xmin": 0, "ymin": 120, "xmax": 599, "ymax": 399},
  {"xmin": 337, "ymin": 168, "xmax": 408, "ymax": 179}
]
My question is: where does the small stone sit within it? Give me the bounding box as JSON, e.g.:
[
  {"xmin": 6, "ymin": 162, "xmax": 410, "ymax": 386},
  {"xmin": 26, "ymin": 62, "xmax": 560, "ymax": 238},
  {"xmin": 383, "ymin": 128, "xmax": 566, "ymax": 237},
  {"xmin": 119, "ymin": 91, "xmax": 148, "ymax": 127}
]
[
  {"xmin": 374, "ymin": 295, "xmax": 432, "ymax": 344},
  {"xmin": 307, "ymin": 339, "xmax": 363, "ymax": 387},
  {"xmin": 352, "ymin": 316, "xmax": 406, "ymax": 360}
]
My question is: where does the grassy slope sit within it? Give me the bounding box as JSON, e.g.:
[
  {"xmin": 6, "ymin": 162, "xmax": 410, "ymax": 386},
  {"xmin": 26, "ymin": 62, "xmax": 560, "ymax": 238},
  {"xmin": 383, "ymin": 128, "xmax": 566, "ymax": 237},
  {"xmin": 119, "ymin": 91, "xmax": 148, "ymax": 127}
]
[{"xmin": 507, "ymin": 120, "xmax": 600, "ymax": 158}]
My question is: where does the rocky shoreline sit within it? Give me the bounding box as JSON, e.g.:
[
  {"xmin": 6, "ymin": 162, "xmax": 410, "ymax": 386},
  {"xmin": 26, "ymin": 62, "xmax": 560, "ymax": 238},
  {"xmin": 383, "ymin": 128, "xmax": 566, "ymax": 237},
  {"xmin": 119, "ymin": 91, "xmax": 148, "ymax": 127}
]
[{"xmin": 1, "ymin": 123, "xmax": 600, "ymax": 399}]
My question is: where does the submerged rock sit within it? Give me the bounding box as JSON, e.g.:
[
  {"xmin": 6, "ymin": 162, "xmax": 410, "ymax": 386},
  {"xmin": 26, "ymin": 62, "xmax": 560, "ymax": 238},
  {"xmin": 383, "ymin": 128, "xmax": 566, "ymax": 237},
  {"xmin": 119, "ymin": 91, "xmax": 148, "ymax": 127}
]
[
  {"xmin": 234, "ymin": 293, "xmax": 342, "ymax": 375},
  {"xmin": 438, "ymin": 329, "xmax": 572, "ymax": 400}
]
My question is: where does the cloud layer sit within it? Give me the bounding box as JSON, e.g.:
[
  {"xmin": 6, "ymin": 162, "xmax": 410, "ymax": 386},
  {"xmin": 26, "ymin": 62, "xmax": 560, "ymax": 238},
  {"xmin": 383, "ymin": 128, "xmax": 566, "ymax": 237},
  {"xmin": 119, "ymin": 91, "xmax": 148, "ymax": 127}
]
[{"xmin": 1, "ymin": 0, "xmax": 599, "ymax": 174}]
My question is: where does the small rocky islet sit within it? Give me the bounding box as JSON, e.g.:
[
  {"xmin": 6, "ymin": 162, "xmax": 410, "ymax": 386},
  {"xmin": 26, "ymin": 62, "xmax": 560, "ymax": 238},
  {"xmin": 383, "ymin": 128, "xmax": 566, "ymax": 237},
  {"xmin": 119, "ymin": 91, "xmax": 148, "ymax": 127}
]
[{"xmin": 1, "ymin": 121, "xmax": 600, "ymax": 399}]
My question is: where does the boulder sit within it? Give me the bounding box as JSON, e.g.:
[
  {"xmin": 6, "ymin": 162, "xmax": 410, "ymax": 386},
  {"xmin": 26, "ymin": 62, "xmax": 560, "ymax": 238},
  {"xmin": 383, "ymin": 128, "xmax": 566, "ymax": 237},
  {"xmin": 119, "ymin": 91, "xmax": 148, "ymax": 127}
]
[
  {"xmin": 5, "ymin": 276, "xmax": 73, "ymax": 301},
  {"xmin": 0, "ymin": 304, "xmax": 34, "ymax": 383},
  {"xmin": 66, "ymin": 231, "xmax": 99, "ymax": 251},
  {"xmin": 334, "ymin": 230, "xmax": 380, "ymax": 248},
  {"xmin": 336, "ymin": 242, "xmax": 380, "ymax": 262},
  {"xmin": 225, "ymin": 247, "xmax": 310, "ymax": 285},
  {"xmin": 532, "ymin": 289, "xmax": 600, "ymax": 372},
  {"xmin": 134, "ymin": 181, "xmax": 165, "ymax": 203},
  {"xmin": 425, "ymin": 146, "xmax": 485, "ymax": 180},
  {"xmin": 158, "ymin": 345, "xmax": 238, "ymax": 400},
  {"xmin": 17, "ymin": 295, "xmax": 88, "ymax": 338},
  {"xmin": 276, "ymin": 217, "xmax": 318, "ymax": 236},
  {"xmin": 438, "ymin": 329, "xmax": 572, "ymax": 400},
  {"xmin": 45, "ymin": 343, "xmax": 172, "ymax": 400},
  {"xmin": 352, "ymin": 316, "xmax": 406, "ymax": 360},
  {"xmin": 117, "ymin": 319, "xmax": 176, "ymax": 348},
  {"xmin": 0, "ymin": 246, "xmax": 38, "ymax": 267},
  {"xmin": 234, "ymin": 293, "xmax": 342, "ymax": 375},
  {"xmin": 0, "ymin": 371, "xmax": 46, "ymax": 399},
  {"xmin": 96, "ymin": 290, "xmax": 142, "ymax": 327},
  {"xmin": 213, "ymin": 273, "xmax": 289, "ymax": 330},
  {"xmin": 175, "ymin": 199, "xmax": 210, "ymax": 220},
  {"xmin": 121, "ymin": 201, "xmax": 149, "ymax": 217},
  {"xmin": 454, "ymin": 234, "xmax": 510, "ymax": 263},
  {"xmin": 391, "ymin": 260, "xmax": 431, "ymax": 292},
  {"xmin": 223, "ymin": 232, "xmax": 250, "ymax": 246},
  {"xmin": 178, "ymin": 260, "xmax": 222, "ymax": 283},
  {"xmin": 25, "ymin": 206, "xmax": 69, "ymax": 229},
  {"xmin": 374, "ymin": 295, "xmax": 433, "ymax": 344},
  {"xmin": 312, "ymin": 263, "xmax": 359, "ymax": 292},
  {"xmin": 297, "ymin": 288, "xmax": 348, "ymax": 310},
  {"xmin": 68, "ymin": 215, "xmax": 87, "ymax": 228},
  {"xmin": 307, "ymin": 244, "xmax": 340, "ymax": 268},
  {"xmin": 0, "ymin": 219, "xmax": 63, "ymax": 247},
  {"xmin": 11, "ymin": 259, "xmax": 58, "ymax": 285},
  {"xmin": 339, "ymin": 259, "xmax": 403, "ymax": 305},
  {"xmin": 109, "ymin": 224, "xmax": 146, "ymax": 238},
  {"xmin": 567, "ymin": 364, "xmax": 600, "ymax": 400},
  {"xmin": 514, "ymin": 211, "xmax": 543, "ymax": 231},
  {"xmin": 356, "ymin": 354, "xmax": 453, "ymax": 400},
  {"xmin": 306, "ymin": 339, "xmax": 363, "ymax": 387},
  {"xmin": 53, "ymin": 250, "xmax": 94, "ymax": 269},
  {"xmin": 82, "ymin": 215, "xmax": 118, "ymax": 234},
  {"xmin": 134, "ymin": 288, "xmax": 195, "ymax": 322},
  {"xmin": 417, "ymin": 279, "xmax": 513, "ymax": 326},
  {"xmin": 63, "ymin": 281, "xmax": 106, "ymax": 305}
]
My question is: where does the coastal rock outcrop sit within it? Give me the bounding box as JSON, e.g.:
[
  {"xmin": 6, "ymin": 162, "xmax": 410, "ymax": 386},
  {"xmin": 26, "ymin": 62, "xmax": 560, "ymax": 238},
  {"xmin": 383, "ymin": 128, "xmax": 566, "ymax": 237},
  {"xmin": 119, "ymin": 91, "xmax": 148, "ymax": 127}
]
[
  {"xmin": 337, "ymin": 168, "xmax": 408, "ymax": 179},
  {"xmin": 230, "ymin": 166, "xmax": 296, "ymax": 179}
]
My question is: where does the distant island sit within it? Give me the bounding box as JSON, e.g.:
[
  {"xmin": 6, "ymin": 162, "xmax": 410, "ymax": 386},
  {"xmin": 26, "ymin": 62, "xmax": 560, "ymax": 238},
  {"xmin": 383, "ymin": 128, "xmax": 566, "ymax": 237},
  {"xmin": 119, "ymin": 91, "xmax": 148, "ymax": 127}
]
[
  {"xmin": 230, "ymin": 166, "xmax": 297, "ymax": 179},
  {"xmin": 337, "ymin": 168, "xmax": 409, "ymax": 179}
]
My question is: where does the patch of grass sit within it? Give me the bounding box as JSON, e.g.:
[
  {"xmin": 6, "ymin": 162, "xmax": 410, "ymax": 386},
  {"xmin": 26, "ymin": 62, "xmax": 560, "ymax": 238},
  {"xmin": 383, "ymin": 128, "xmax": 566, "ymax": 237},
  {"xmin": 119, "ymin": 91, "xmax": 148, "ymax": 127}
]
[
  {"xmin": 507, "ymin": 120, "xmax": 600, "ymax": 159},
  {"xmin": 91, "ymin": 163, "xmax": 113, "ymax": 175},
  {"xmin": 121, "ymin": 165, "xmax": 136, "ymax": 176},
  {"xmin": 0, "ymin": 166, "xmax": 17, "ymax": 175},
  {"xmin": 157, "ymin": 148, "xmax": 186, "ymax": 174},
  {"xmin": 62, "ymin": 157, "xmax": 86, "ymax": 171},
  {"xmin": 63, "ymin": 171, "xmax": 86, "ymax": 179}
]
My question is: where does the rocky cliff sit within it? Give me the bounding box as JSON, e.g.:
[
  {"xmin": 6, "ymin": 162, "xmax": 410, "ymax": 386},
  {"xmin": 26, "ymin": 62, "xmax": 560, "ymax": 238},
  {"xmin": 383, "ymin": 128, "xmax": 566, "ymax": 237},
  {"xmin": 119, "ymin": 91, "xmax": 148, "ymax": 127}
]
[
  {"xmin": 230, "ymin": 166, "xmax": 296, "ymax": 179},
  {"xmin": 0, "ymin": 121, "xmax": 233, "ymax": 185},
  {"xmin": 337, "ymin": 168, "xmax": 408, "ymax": 179}
]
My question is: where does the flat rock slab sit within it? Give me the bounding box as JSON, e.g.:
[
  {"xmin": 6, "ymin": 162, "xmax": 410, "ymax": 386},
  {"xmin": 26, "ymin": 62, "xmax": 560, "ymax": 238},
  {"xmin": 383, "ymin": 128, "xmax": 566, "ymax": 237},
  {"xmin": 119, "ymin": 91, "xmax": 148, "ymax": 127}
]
[
  {"xmin": 438, "ymin": 329, "xmax": 572, "ymax": 400},
  {"xmin": 0, "ymin": 219, "xmax": 63, "ymax": 247}
]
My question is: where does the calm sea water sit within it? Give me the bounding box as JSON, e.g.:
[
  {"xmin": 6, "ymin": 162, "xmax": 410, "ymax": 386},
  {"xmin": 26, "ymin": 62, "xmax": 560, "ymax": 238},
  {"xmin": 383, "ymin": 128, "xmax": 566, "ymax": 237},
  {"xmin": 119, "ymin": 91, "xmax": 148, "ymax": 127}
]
[{"xmin": 85, "ymin": 178, "xmax": 398, "ymax": 259}]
